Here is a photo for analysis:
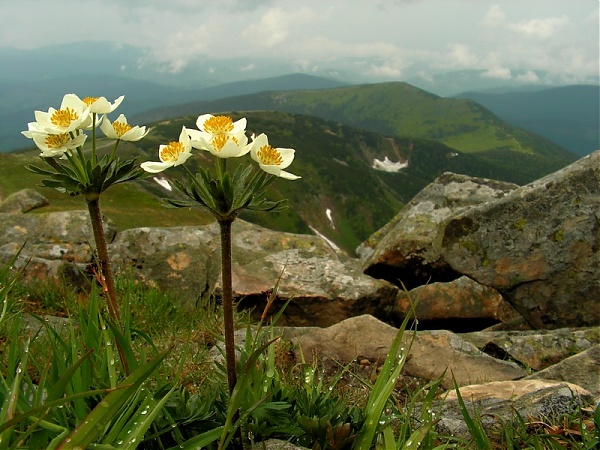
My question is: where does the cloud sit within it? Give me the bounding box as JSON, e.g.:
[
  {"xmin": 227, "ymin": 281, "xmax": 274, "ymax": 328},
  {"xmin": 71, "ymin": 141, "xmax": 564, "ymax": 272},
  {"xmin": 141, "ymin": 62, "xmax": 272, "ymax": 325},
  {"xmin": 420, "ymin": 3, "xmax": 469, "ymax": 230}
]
[
  {"xmin": 366, "ymin": 63, "xmax": 403, "ymax": 78},
  {"xmin": 447, "ymin": 44, "xmax": 480, "ymax": 68},
  {"xmin": 515, "ymin": 70, "xmax": 539, "ymax": 83},
  {"xmin": 242, "ymin": 8, "xmax": 291, "ymax": 48},
  {"xmin": 484, "ymin": 5, "xmax": 506, "ymax": 26},
  {"xmin": 509, "ymin": 16, "xmax": 570, "ymax": 39},
  {"xmin": 482, "ymin": 66, "xmax": 512, "ymax": 80}
]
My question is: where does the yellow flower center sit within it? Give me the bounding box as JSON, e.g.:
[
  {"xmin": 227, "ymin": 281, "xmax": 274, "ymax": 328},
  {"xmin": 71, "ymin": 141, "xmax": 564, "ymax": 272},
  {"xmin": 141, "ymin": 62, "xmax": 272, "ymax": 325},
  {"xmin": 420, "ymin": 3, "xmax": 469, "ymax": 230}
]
[
  {"xmin": 211, "ymin": 135, "xmax": 238, "ymax": 152},
  {"xmin": 203, "ymin": 116, "xmax": 234, "ymax": 134},
  {"xmin": 44, "ymin": 133, "xmax": 71, "ymax": 149},
  {"xmin": 257, "ymin": 145, "xmax": 283, "ymax": 165},
  {"xmin": 51, "ymin": 107, "xmax": 79, "ymax": 128},
  {"xmin": 160, "ymin": 141, "xmax": 185, "ymax": 162},
  {"xmin": 112, "ymin": 121, "xmax": 132, "ymax": 137},
  {"xmin": 82, "ymin": 97, "xmax": 99, "ymax": 106}
]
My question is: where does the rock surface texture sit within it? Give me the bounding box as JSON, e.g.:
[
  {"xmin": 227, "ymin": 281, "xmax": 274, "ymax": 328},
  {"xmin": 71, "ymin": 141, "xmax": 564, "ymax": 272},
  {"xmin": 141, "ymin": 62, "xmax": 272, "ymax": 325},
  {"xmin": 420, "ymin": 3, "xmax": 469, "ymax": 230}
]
[
  {"xmin": 441, "ymin": 151, "xmax": 599, "ymax": 328},
  {"xmin": 363, "ymin": 151, "xmax": 599, "ymax": 329},
  {"xmin": 359, "ymin": 172, "xmax": 518, "ymax": 289}
]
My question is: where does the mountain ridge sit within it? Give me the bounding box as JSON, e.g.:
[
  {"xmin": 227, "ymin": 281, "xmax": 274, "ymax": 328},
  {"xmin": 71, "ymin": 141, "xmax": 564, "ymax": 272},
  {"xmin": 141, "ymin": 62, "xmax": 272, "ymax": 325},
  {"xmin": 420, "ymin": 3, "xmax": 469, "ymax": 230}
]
[{"xmin": 454, "ymin": 85, "xmax": 599, "ymax": 157}]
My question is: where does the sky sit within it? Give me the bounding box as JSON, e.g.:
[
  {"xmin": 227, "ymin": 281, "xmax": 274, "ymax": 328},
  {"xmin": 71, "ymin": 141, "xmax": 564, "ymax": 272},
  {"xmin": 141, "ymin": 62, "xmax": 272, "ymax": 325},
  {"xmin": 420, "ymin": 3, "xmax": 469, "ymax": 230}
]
[{"xmin": 1, "ymin": 0, "xmax": 598, "ymax": 83}]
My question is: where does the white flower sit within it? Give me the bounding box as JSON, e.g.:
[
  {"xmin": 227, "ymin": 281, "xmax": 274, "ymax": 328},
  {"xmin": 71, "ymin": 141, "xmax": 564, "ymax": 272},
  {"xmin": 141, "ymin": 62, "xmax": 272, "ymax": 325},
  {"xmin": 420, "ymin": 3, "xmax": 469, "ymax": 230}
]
[
  {"xmin": 249, "ymin": 133, "xmax": 300, "ymax": 180},
  {"xmin": 22, "ymin": 123, "xmax": 87, "ymax": 157},
  {"xmin": 189, "ymin": 130, "xmax": 250, "ymax": 158},
  {"xmin": 195, "ymin": 114, "xmax": 246, "ymax": 139},
  {"xmin": 100, "ymin": 114, "xmax": 148, "ymax": 141},
  {"xmin": 141, "ymin": 126, "xmax": 193, "ymax": 173},
  {"xmin": 81, "ymin": 95, "xmax": 124, "ymax": 114},
  {"xmin": 33, "ymin": 93, "xmax": 90, "ymax": 134},
  {"xmin": 188, "ymin": 114, "xmax": 250, "ymax": 158}
]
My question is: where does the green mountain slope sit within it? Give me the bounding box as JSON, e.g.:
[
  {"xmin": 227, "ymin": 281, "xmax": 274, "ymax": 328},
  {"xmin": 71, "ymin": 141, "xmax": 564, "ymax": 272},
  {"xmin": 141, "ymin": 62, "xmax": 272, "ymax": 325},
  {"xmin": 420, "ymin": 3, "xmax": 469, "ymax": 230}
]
[
  {"xmin": 2, "ymin": 110, "xmax": 565, "ymax": 255},
  {"xmin": 135, "ymin": 81, "xmax": 576, "ymax": 177},
  {"xmin": 455, "ymin": 85, "xmax": 600, "ymax": 157}
]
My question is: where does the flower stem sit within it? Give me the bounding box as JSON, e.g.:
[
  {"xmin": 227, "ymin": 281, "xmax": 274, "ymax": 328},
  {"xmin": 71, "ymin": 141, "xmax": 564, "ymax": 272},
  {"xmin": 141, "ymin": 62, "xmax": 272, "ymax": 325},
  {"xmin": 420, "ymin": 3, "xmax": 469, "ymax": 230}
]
[
  {"xmin": 91, "ymin": 114, "xmax": 97, "ymax": 166},
  {"xmin": 218, "ymin": 217, "xmax": 237, "ymax": 394},
  {"xmin": 86, "ymin": 195, "xmax": 130, "ymax": 375}
]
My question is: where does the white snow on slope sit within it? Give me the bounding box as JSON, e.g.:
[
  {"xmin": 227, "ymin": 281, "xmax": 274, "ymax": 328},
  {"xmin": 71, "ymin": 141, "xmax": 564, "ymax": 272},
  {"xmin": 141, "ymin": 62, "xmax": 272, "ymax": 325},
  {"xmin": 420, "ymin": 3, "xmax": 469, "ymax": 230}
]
[{"xmin": 372, "ymin": 156, "xmax": 408, "ymax": 172}]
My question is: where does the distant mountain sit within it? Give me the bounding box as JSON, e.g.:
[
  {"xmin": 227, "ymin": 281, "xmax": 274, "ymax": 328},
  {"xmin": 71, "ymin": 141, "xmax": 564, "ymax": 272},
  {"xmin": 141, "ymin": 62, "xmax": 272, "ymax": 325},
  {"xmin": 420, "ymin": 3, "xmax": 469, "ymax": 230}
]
[
  {"xmin": 135, "ymin": 81, "xmax": 577, "ymax": 183},
  {"xmin": 0, "ymin": 72, "xmax": 346, "ymax": 152},
  {"xmin": 454, "ymin": 85, "xmax": 600, "ymax": 157},
  {"xmin": 406, "ymin": 69, "xmax": 600, "ymax": 97},
  {"xmin": 0, "ymin": 111, "xmax": 575, "ymax": 254}
]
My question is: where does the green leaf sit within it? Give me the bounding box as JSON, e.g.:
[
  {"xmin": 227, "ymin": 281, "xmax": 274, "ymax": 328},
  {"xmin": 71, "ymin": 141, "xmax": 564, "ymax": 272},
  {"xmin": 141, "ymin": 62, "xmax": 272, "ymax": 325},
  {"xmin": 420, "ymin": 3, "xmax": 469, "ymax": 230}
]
[
  {"xmin": 57, "ymin": 348, "xmax": 170, "ymax": 449},
  {"xmin": 452, "ymin": 374, "xmax": 493, "ymax": 450},
  {"xmin": 166, "ymin": 426, "xmax": 224, "ymax": 449}
]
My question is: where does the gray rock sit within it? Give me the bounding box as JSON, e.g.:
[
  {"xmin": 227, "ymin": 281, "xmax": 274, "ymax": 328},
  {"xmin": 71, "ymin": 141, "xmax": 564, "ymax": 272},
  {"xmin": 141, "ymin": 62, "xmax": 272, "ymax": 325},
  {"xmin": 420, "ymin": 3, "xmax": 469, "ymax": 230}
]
[
  {"xmin": 0, "ymin": 210, "xmax": 116, "ymax": 262},
  {"xmin": 461, "ymin": 326, "xmax": 600, "ymax": 371},
  {"xmin": 525, "ymin": 344, "xmax": 600, "ymax": 396},
  {"xmin": 109, "ymin": 225, "xmax": 221, "ymax": 306},
  {"xmin": 360, "ymin": 172, "xmax": 518, "ymax": 289},
  {"xmin": 222, "ymin": 221, "xmax": 398, "ymax": 326},
  {"xmin": 0, "ymin": 189, "xmax": 48, "ymax": 214},
  {"xmin": 441, "ymin": 151, "xmax": 600, "ymax": 328},
  {"xmin": 436, "ymin": 380, "xmax": 595, "ymax": 440},
  {"xmin": 292, "ymin": 315, "xmax": 526, "ymax": 388}
]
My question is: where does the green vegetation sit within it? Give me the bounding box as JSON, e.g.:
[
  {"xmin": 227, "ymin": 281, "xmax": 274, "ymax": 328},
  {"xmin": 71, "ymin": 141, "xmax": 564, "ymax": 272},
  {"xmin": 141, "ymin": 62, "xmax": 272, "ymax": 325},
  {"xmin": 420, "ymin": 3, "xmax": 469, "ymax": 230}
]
[
  {"xmin": 1, "ymin": 106, "xmax": 576, "ymax": 255},
  {"xmin": 455, "ymin": 85, "xmax": 600, "ymax": 157},
  {"xmin": 1, "ymin": 260, "xmax": 598, "ymax": 448},
  {"xmin": 138, "ymin": 81, "xmax": 576, "ymax": 162}
]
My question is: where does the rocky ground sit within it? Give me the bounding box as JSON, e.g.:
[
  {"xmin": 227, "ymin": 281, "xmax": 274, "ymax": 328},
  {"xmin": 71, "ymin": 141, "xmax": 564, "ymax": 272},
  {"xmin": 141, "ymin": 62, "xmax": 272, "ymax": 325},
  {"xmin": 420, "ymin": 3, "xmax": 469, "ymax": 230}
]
[{"xmin": 1, "ymin": 150, "xmax": 598, "ymax": 441}]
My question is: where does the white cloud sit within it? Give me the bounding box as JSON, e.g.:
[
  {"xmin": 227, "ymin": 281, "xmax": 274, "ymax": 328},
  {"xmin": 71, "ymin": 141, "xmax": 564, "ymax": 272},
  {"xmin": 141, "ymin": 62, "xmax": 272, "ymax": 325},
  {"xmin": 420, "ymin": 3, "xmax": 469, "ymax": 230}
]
[
  {"xmin": 509, "ymin": 16, "xmax": 570, "ymax": 39},
  {"xmin": 515, "ymin": 70, "xmax": 539, "ymax": 83},
  {"xmin": 0, "ymin": 0, "xmax": 596, "ymax": 84},
  {"xmin": 482, "ymin": 66, "xmax": 512, "ymax": 80},
  {"xmin": 447, "ymin": 44, "xmax": 480, "ymax": 68},
  {"xmin": 484, "ymin": 5, "xmax": 506, "ymax": 26},
  {"xmin": 242, "ymin": 7, "xmax": 291, "ymax": 48},
  {"xmin": 366, "ymin": 63, "xmax": 403, "ymax": 78}
]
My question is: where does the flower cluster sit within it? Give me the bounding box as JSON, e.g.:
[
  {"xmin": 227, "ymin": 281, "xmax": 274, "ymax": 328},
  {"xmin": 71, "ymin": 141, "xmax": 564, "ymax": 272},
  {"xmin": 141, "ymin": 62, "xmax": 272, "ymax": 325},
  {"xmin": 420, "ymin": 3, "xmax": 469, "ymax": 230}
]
[
  {"xmin": 141, "ymin": 114, "xmax": 300, "ymax": 180},
  {"xmin": 141, "ymin": 113, "xmax": 300, "ymax": 220},
  {"xmin": 22, "ymin": 94, "xmax": 149, "ymax": 198},
  {"xmin": 23, "ymin": 94, "xmax": 148, "ymax": 158}
]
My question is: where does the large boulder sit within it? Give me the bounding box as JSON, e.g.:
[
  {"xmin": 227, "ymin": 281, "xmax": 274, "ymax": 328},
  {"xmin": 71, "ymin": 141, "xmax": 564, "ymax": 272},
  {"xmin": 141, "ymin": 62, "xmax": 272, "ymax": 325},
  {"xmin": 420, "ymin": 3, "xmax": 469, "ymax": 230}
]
[
  {"xmin": 0, "ymin": 209, "xmax": 116, "ymax": 262},
  {"xmin": 393, "ymin": 276, "xmax": 520, "ymax": 330},
  {"xmin": 291, "ymin": 315, "xmax": 526, "ymax": 388},
  {"xmin": 220, "ymin": 221, "xmax": 398, "ymax": 326},
  {"xmin": 109, "ymin": 225, "xmax": 222, "ymax": 306},
  {"xmin": 0, "ymin": 209, "xmax": 116, "ymax": 284},
  {"xmin": 359, "ymin": 172, "xmax": 518, "ymax": 289},
  {"xmin": 441, "ymin": 151, "xmax": 600, "ymax": 328},
  {"xmin": 109, "ymin": 221, "xmax": 398, "ymax": 325},
  {"xmin": 525, "ymin": 344, "xmax": 600, "ymax": 396}
]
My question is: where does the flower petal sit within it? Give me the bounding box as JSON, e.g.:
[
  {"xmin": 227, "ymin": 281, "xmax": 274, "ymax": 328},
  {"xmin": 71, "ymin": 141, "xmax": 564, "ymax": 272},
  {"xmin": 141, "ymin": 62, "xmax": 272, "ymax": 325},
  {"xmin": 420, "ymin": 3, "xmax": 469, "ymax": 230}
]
[{"xmin": 140, "ymin": 161, "xmax": 173, "ymax": 173}]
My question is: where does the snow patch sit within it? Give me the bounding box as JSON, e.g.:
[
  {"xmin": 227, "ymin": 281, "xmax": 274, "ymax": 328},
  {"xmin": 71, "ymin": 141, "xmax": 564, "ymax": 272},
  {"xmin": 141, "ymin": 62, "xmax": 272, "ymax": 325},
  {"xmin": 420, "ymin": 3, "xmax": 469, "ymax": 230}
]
[
  {"xmin": 153, "ymin": 177, "xmax": 172, "ymax": 191},
  {"xmin": 326, "ymin": 208, "xmax": 335, "ymax": 229},
  {"xmin": 309, "ymin": 226, "xmax": 341, "ymax": 252},
  {"xmin": 372, "ymin": 156, "xmax": 408, "ymax": 172}
]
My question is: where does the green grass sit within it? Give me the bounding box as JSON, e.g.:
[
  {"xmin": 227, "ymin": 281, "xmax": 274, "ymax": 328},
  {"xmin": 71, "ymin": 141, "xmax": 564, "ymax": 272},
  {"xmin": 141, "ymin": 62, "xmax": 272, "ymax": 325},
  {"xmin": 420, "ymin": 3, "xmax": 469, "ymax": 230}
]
[{"xmin": 2, "ymin": 270, "xmax": 598, "ymax": 449}]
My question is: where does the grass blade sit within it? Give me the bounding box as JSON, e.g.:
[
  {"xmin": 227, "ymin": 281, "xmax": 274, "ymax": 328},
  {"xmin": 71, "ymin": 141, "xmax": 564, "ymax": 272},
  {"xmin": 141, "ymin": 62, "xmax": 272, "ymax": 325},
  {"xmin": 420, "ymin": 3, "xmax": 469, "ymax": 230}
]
[{"xmin": 57, "ymin": 348, "xmax": 170, "ymax": 449}]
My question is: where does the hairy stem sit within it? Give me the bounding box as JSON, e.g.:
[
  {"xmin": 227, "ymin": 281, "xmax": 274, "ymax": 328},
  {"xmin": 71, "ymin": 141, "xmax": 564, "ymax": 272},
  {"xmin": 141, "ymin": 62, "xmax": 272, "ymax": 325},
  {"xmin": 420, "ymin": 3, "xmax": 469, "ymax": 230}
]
[
  {"xmin": 86, "ymin": 195, "xmax": 130, "ymax": 375},
  {"xmin": 218, "ymin": 217, "xmax": 237, "ymax": 394}
]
